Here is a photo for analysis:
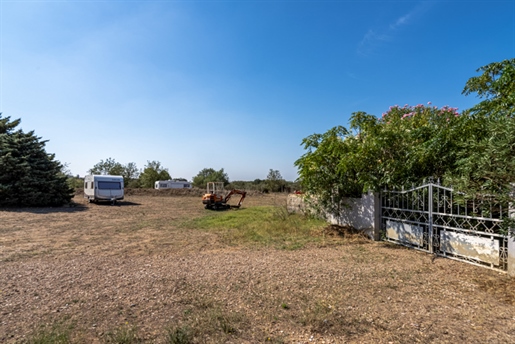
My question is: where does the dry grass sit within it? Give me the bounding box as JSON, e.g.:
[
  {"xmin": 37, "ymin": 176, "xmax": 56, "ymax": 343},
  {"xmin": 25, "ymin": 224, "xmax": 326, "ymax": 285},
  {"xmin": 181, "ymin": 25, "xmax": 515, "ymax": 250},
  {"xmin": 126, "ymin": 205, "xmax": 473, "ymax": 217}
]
[{"xmin": 1, "ymin": 192, "xmax": 515, "ymax": 343}]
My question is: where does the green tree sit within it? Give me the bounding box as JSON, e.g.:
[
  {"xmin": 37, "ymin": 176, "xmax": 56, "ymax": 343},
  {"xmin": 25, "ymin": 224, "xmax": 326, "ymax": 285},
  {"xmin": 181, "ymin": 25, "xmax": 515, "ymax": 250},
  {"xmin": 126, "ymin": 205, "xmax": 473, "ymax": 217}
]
[
  {"xmin": 67, "ymin": 176, "xmax": 84, "ymax": 189},
  {"xmin": 139, "ymin": 160, "xmax": 171, "ymax": 188},
  {"xmin": 89, "ymin": 158, "xmax": 124, "ymax": 175},
  {"xmin": 122, "ymin": 162, "xmax": 139, "ymax": 186},
  {"xmin": 296, "ymin": 59, "xmax": 515, "ymax": 219},
  {"xmin": 295, "ymin": 105, "xmax": 470, "ymax": 216},
  {"xmin": 89, "ymin": 158, "xmax": 139, "ymax": 187},
  {"xmin": 295, "ymin": 125, "xmax": 362, "ymax": 216},
  {"xmin": 226, "ymin": 180, "xmax": 248, "ymax": 190},
  {"xmin": 447, "ymin": 59, "xmax": 515, "ymax": 201},
  {"xmin": 0, "ymin": 114, "xmax": 73, "ymax": 206},
  {"xmin": 462, "ymin": 58, "xmax": 515, "ymax": 117},
  {"xmin": 192, "ymin": 168, "xmax": 229, "ymax": 188},
  {"xmin": 266, "ymin": 169, "xmax": 286, "ymax": 192}
]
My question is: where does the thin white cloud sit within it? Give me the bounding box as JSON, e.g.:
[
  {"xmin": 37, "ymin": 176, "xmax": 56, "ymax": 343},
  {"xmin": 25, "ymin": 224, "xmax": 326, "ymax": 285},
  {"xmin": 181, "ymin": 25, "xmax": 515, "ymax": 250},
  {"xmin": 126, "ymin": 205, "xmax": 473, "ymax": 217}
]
[
  {"xmin": 358, "ymin": 1, "xmax": 436, "ymax": 56},
  {"xmin": 357, "ymin": 29, "xmax": 391, "ymax": 56},
  {"xmin": 390, "ymin": 13, "xmax": 412, "ymax": 30}
]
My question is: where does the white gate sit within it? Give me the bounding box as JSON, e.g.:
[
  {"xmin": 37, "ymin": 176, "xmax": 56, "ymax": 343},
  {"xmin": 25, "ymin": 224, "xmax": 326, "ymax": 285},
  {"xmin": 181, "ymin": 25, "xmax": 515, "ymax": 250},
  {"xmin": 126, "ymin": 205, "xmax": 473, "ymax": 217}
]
[{"xmin": 381, "ymin": 183, "xmax": 509, "ymax": 272}]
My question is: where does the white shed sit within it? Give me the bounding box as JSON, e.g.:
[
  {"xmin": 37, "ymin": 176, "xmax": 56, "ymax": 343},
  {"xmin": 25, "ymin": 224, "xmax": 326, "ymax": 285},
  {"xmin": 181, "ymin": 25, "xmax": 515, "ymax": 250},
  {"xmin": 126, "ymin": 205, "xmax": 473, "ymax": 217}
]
[{"xmin": 154, "ymin": 180, "xmax": 192, "ymax": 189}]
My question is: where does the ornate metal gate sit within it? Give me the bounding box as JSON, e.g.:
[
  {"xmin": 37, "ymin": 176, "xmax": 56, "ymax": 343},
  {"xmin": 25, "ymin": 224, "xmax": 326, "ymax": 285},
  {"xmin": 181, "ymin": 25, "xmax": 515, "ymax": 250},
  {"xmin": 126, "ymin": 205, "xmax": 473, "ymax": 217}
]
[{"xmin": 381, "ymin": 183, "xmax": 508, "ymax": 271}]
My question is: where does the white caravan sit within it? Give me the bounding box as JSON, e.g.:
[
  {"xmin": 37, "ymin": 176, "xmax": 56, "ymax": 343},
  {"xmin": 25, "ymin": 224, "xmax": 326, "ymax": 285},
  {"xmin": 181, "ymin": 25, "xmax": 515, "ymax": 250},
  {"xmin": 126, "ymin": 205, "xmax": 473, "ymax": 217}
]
[
  {"xmin": 84, "ymin": 175, "xmax": 124, "ymax": 203},
  {"xmin": 154, "ymin": 180, "xmax": 192, "ymax": 189}
]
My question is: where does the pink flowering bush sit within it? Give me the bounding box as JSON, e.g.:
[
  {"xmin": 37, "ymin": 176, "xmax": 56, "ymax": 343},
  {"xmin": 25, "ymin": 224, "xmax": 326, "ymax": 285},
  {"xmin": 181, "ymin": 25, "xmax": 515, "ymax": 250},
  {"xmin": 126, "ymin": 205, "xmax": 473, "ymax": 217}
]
[
  {"xmin": 348, "ymin": 104, "xmax": 469, "ymax": 191},
  {"xmin": 295, "ymin": 103, "xmax": 470, "ymax": 202},
  {"xmin": 296, "ymin": 58, "xmax": 515, "ymax": 210},
  {"xmin": 297, "ymin": 101, "xmax": 513, "ymax": 195}
]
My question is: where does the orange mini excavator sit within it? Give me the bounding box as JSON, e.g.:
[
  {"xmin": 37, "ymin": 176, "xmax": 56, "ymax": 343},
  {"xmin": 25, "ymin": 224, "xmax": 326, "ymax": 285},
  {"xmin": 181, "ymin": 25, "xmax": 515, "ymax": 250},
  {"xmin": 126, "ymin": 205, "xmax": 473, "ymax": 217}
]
[{"xmin": 202, "ymin": 182, "xmax": 247, "ymax": 210}]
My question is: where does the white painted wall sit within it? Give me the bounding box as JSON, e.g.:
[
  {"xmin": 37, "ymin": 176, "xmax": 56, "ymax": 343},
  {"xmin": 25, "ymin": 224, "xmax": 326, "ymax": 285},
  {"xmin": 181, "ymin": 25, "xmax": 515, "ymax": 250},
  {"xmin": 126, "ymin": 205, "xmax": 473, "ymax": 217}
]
[
  {"xmin": 287, "ymin": 191, "xmax": 381, "ymax": 240},
  {"xmin": 328, "ymin": 192, "xmax": 375, "ymax": 229}
]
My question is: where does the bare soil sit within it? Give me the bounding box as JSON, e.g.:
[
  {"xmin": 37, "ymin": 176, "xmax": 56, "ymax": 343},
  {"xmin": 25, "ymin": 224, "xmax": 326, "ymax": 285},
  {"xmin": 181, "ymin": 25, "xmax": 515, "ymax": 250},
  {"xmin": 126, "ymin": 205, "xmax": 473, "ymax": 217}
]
[{"xmin": 1, "ymin": 192, "xmax": 515, "ymax": 343}]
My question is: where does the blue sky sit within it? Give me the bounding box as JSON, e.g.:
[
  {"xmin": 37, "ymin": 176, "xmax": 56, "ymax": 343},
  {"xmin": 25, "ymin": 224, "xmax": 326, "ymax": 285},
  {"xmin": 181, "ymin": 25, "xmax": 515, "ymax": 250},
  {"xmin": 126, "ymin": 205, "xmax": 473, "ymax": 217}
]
[{"xmin": 1, "ymin": 0, "xmax": 514, "ymax": 182}]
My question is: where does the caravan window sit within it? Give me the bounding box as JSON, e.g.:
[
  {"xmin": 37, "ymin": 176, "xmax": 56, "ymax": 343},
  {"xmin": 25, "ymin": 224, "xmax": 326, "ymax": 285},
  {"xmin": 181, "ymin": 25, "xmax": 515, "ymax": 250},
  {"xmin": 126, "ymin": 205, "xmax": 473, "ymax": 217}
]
[{"xmin": 98, "ymin": 181, "xmax": 121, "ymax": 190}]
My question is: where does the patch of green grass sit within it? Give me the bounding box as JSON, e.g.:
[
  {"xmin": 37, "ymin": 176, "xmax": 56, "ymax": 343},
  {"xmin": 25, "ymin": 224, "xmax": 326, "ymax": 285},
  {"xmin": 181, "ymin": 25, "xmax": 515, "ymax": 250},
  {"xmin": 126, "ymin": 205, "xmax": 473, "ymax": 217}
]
[
  {"xmin": 300, "ymin": 300, "xmax": 333, "ymax": 328},
  {"xmin": 218, "ymin": 314, "xmax": 237, "ymax": 334},
  {"xmin": 104, "ymin": 324, "xmax": 141, "ymax": 344},
  {"xmin": 165, "ymin": 326, "xmax": 192, "ymax": 344},
  {"xmin": 27, "ymin": 323, "xmax": 71, "ymax": 344},
  {"xmin": 183, "ymin": 206, "xmax": 327, "ymax": 249},
  {"xmin": 176, "ymin": 294, "xmax": 246, "ymax": 341},
  {"xmin": 3, "ymin": 248, "xmax": 54, "ymax": 262}
]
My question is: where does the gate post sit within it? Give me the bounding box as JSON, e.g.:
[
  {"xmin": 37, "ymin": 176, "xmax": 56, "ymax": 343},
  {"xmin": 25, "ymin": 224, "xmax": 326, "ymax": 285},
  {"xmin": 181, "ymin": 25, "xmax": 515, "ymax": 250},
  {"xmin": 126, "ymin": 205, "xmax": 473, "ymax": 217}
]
[
  {"xmin": 373, "ymin": 192, "xmax": 382, "ymax": 241},
  {"xmin": 508, "ymin": 188, "xmax": 515, "ymax": 276},
  {"xmin": 428, "ymin": 183, "xmax": 434, "ymax": 254}
]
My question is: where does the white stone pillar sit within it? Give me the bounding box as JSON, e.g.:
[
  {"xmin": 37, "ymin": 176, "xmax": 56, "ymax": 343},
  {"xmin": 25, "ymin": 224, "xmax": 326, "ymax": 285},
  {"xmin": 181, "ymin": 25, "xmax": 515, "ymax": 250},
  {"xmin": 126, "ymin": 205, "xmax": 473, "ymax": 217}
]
[
  {"xmin": 372, "ymin": 192, "xmax": 382, "ymax": 241},
  {"xmin": 508, "ymin": 200, "xmax": 515, "ymax": 276},
  {"xmin": 507, "ymin": 185, "xmax": 515, "ymax": 275}
]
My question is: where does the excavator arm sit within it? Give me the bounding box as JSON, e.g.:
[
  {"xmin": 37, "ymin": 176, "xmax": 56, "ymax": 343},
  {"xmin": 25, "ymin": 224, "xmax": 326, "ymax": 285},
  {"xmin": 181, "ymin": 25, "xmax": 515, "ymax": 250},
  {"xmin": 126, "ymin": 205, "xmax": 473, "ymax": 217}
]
[{"xmin": 224, "ymin": 189, "xmax": 247, "ymax": 208}]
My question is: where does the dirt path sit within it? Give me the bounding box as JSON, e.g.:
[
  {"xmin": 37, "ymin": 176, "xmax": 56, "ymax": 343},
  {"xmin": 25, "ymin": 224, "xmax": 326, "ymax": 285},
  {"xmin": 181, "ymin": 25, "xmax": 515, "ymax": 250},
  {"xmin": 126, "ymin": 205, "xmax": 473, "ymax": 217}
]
[{"xmin": 1, "ymin": 194, "xmax": 515, "ymax": 343}]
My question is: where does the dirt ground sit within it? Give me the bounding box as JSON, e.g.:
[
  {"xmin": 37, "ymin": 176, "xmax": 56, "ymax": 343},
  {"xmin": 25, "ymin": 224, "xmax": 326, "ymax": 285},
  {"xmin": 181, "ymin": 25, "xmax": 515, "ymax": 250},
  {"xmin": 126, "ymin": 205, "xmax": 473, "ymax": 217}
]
[{"xmin": 1, "ymin": 191, "xmax": 515, "ymax": 343}]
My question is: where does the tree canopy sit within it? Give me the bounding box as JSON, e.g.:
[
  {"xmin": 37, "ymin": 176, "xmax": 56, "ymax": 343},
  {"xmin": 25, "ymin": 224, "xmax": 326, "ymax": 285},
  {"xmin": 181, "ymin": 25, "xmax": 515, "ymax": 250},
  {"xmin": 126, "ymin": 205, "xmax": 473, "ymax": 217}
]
[
  {"xmin": 266, "ymin": 169, "xmax": 286, "ymax": 192},
  {"xmin": 89, "ymin": 158, "xmax": 124, "ymax": 176},
  {"xmin": 450, "ymin": 58, "xmax": 515, "ymax": 199},
  {"xmin": 89, "ymin": 158, "xmax": 140, "ymax": 187},
  {"xmin": 139, "ymin": 161, "xmax": 171, "ymax": 188},
  {"xmin": 192, "ymin": 168, "xmax": 229, "ymax": 188},
  {"xmin": 295, "ymin": 58, "xmax": 515, "ymax": 213},
  {"xmin": 0, "ymin": 114, "xmax": 73, "ymax": 206},
  {"xmin": 463, "ymin": 58, "xmax": 515, "ymax": 117}
]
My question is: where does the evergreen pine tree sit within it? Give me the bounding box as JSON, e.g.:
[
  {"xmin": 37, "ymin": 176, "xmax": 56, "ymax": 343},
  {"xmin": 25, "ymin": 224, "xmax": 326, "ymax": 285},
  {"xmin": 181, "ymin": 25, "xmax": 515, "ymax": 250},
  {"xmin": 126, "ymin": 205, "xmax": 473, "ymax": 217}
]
[{"xmin": 0, "ymin": 114, "xmax": 73, "ymax": 206}]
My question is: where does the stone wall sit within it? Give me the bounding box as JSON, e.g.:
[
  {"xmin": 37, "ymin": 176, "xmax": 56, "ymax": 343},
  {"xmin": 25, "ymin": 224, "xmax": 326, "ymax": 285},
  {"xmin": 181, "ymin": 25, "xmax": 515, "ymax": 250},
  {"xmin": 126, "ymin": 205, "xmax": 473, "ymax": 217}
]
[{"xmin": 287, "ymin": 192, "xmax": 381, "ymax": 240}]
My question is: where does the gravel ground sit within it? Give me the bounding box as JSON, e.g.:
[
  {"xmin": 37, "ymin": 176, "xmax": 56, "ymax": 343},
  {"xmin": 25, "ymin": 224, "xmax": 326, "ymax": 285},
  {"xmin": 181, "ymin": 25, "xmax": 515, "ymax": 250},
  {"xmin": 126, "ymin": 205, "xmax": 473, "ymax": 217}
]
[{"xmin": 1, "ymin": 193, "xmax": 515, "ymax": 343}]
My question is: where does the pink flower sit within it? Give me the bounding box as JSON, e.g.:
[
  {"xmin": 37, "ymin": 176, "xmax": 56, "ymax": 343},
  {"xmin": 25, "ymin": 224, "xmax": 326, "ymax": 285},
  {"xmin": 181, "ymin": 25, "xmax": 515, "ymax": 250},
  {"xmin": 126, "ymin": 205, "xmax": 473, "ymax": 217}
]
[{"xmin": 427, "ymin": 101, "xmax": 432, "ymax": 105}]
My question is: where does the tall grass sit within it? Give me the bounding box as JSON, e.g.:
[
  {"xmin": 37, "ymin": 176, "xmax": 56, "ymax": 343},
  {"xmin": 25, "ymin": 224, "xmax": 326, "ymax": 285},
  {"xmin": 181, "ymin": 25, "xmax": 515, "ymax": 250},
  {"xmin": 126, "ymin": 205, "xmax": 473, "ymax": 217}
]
[
  {"xmin": 104, "ymin": 324, "xmax": 141, "ymax": 343},
  {"xmin": 27, "ymin": 323, "xmax": 71, "ymax": 344},
  {"xmin": 184, "ymin": 205, "xmax": 327, "ymax": 249},
  {"xmin": 165, "ymin": 326, "xmax": 192, "ymax": 344}
]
